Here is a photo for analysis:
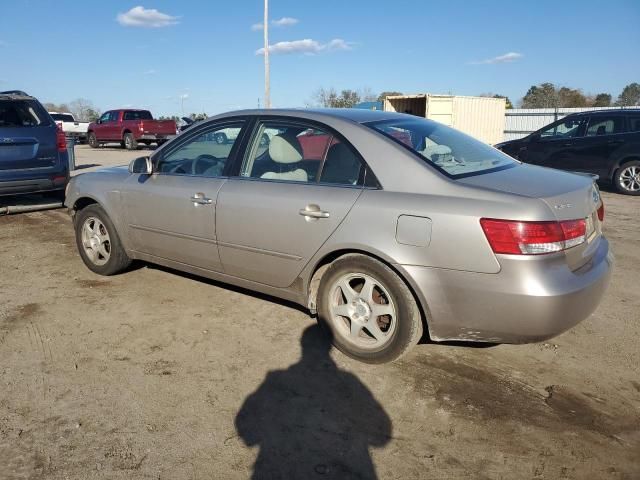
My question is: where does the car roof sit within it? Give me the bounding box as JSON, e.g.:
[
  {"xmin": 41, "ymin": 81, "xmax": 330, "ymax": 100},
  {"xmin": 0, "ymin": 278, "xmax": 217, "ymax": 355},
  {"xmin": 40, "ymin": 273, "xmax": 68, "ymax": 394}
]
[
  {"xmin": 213, "ymin": 108, "xmax": 409, "ymax": 124},
  {"xmin": 0, "ymin": 91, "xmax": 35, "ymax": 101},
  {"xmin": 566, "ymin": 108, "xmax": 640, "ymax": 117}
]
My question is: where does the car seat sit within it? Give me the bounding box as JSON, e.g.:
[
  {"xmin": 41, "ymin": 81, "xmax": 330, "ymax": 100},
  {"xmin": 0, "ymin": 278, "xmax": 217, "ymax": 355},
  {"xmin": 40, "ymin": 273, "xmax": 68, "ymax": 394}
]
[{"xmin": 260, "ymin": 134, "xmax": 308, "ymax": 182}]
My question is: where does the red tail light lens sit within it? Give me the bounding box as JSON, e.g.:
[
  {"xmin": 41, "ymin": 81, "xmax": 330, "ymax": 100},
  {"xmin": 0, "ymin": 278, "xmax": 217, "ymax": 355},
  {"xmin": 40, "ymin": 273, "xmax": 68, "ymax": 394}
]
[
  {"xmin": 56, "ymin": 124, "xmax": 66, "ymax": 152},
  {"xmin": 139, "ymin": 122, "xmax": 144, "ymax": 132},
  {"xmin": 597, "ymin": 202, "xmax": 605, "ymax": 222},
  {"xmin": 480, "ymin": 218, "xmax": 587, "ymax": 255}
]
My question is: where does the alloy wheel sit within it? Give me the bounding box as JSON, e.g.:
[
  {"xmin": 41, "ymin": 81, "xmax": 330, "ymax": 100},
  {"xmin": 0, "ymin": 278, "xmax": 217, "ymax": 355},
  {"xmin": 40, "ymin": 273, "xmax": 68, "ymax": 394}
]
[
  {"xmin": 81, "ymin": 217, "xmax": 111, "ymax": 266},
  {"xmin": 619, "ymin": 166, "xmax": 640, "ymax": 192},
  {"xmin": 328, "ymin": 272, "xmax": 397, "ymax": 350}
]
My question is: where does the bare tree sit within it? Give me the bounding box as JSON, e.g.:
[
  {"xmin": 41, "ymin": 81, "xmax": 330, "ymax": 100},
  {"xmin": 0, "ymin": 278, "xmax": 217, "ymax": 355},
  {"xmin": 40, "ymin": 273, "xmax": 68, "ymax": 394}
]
[{"xmin": 68, "ymin": 98, "xmax": 101, "ymax": 122}]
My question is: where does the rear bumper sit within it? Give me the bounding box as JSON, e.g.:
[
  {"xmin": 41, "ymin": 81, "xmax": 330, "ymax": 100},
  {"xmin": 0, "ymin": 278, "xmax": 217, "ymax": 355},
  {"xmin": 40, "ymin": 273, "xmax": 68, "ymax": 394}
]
[
  {"xmin": 137, "ymin": 134, "xmax": 175, "ymax": 141},
  {"xmin": 399, "ymin": 237, "xmax": 614, "ymax": 343},
  {"xmin": 0, "ymin": 167, "xmax": 69, "ymax": 197}
]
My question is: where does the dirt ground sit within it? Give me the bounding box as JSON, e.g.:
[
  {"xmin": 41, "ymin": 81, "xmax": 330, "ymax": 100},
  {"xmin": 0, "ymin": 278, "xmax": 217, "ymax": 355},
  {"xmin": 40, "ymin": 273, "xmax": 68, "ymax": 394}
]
[{"xmin": 0, "ymin": 145, "xmax": 639, "ymax": 479}]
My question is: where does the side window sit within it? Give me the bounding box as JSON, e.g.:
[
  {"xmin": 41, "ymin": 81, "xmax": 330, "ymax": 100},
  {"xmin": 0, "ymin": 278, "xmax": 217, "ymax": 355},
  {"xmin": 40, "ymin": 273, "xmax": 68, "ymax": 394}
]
[
  {"xmin": 157, "ymin": 122, "xmax": 244, "ymax": 177},
  {"xmin": 108, "ymin": 111, "xmax": 119, "ymax": 122},
  {"xmin": 319, "ymin": 139, "xmax": 364, "ymax": 185},
  {"xmin": 241, "ymin": 122, "xmax": 333, "ymax": 183},
  {"xmin": 585, "ymin": 116, "xmax": 624, "ymax": 136},
  {"xmin": 628, "ymin": 116, "xmax": 640, "ymax": 133},
  {"xmin": 99, "ymin": 112, "xmax": 111, "ymax": 123},
  {"xmin": 539, "ymin": 118, "xmax": 586, "ymax": 140}
]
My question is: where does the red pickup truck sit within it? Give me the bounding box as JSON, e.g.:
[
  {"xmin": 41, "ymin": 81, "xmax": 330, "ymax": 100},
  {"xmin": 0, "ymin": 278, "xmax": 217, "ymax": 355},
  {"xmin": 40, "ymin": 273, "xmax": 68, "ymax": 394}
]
[{"xmin": 87, "ymin": 109, "xmax": 176, "ymax": 150}]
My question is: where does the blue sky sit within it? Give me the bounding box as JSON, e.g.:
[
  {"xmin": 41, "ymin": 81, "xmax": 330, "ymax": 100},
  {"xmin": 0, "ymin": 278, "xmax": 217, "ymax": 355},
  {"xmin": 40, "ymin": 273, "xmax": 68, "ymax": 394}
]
[{"xmin": 1, "ymin": 0, "xmax": 638, "ymax": 116}]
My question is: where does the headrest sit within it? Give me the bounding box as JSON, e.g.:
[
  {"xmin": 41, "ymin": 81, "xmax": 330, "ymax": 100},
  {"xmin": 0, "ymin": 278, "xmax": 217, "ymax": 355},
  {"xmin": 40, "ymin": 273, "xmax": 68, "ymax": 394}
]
[{"xmin": 269, "ymin": 134, "xmax": 303, "ymax": 164}]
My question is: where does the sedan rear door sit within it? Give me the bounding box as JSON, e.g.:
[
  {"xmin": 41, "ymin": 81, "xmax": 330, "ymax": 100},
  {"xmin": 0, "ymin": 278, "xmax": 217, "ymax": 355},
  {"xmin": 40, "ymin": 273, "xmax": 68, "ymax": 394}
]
[{"xmin": 216, "ymin": 118, "xmax": 366, "ymax": 288}]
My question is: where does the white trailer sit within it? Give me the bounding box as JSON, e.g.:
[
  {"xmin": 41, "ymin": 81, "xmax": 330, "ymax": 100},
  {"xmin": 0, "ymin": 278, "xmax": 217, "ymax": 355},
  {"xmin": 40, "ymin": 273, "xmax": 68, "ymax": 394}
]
[{"xmin": 383, "ymin": 94, "xmax": 506, "ymax": 144}]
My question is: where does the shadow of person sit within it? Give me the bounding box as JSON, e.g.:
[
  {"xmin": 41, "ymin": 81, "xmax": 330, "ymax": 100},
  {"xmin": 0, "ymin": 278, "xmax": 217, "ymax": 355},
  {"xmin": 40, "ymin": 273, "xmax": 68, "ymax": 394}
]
[{"xmin": 235, "ymin": 325, "xmax": 392, "ymax": 479}]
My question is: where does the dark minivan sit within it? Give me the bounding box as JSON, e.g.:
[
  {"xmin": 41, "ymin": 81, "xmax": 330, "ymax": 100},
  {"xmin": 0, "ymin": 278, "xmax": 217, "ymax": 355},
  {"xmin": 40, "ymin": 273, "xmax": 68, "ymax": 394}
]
[
  {"xmin": 496, "ymin": 109, "xmax": 640, "ymax": 195},
  {"xmin": 0, "ymin": 90, "xmax": 69, "ymax": 198}
]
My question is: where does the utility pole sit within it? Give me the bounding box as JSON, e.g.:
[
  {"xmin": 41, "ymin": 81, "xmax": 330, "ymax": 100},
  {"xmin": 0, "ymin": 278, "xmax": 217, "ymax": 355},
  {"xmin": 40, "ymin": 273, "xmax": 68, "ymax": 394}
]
[{"xmin": 264, "ymin": 0, "xmax": 270, "ymax": 108}]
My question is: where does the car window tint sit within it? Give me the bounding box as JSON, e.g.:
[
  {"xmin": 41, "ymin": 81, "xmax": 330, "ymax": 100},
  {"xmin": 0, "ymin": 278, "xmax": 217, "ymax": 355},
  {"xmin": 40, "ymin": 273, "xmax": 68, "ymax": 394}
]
[
  {"xmin": 319, "ymin": 139, "xmax": 364, "ymax": 186},
  {"xmin": 585, "ymin": 116, "xmax": 624, "ymax": 136},
  {"xmin": 540, "ymin": 118, "xmax": 587, "ymax": 139},
  {"xmin": 0, "ymin": 100, "xmax": 49, "ymax": 127},
  {"xmin": 241, "ymin": 122, "xmax": 332, "ymax": 183},
  {"xmin": 627, "ymin": 116, "xmax": 640, "ymax": 133},
  {"xmin": 157, "ymin": 122, "xmax": 244, "ymax": 177},
  {"xmin": 123, "ymin": 110, "xmax": 153, "ymax": 121}
]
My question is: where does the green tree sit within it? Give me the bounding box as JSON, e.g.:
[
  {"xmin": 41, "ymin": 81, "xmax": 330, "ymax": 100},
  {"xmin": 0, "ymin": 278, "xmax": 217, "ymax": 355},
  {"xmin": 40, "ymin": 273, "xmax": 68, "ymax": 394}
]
[
  {"xmin": 615, "ymin": 83, "xmax": 640, "ymax": 106},
  {"xmin": 557, "ymin": 87, "xmax": 588, "ymax": 107},
  {"xmin": 592, "ymin": 93, "xmax": 612, "ymax": 107},
  {"xmin": 521, "ymin": 83, "xmax": 558, "ymax": 108}
]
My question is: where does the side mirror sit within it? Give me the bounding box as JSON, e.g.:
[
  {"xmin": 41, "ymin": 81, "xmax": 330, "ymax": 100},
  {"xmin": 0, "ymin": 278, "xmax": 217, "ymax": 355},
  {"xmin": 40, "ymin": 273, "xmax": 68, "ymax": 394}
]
[{"xmin": 129, "ymin": 156, "xmax": 152, "ymax": 174}]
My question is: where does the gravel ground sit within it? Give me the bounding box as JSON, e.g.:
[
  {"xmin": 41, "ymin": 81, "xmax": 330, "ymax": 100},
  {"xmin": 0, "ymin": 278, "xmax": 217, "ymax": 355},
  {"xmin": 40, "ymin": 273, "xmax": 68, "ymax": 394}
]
[{"xmin": 0, "ymin": 146, "xmax": 638, "ymax": 479}]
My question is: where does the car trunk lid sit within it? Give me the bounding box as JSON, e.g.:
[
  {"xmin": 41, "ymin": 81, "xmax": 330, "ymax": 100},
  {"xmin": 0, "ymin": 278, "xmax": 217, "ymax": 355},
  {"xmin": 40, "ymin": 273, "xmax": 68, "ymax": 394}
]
[{"xmin": 459, "ymin": 163, "xmax": 603, "ymax": 271}]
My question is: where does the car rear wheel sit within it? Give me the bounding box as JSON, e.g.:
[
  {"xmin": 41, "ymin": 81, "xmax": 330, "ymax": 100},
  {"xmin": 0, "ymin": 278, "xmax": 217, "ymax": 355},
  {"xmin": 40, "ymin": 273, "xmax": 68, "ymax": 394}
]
[
  {"xmin": 74, "ymin": 204, "xmax": 131, "ymax": 275},
  {"xmin": 88, "ymin": 132, "xmax": 98, "ymax": 148},
  {"xmin": 614, "ymin": 161, "xmax": 640, "ymax": 196},
  {"xmin": 317, "ymin": 254, "xmax": 423, "ymax": 363},
  {"xmin": 215, "ymin": 132, "xmax": 227, "ymax": 145},
  {"xmin": 123, "ymin": 133, "xmax": 138, "ymax": 150}
]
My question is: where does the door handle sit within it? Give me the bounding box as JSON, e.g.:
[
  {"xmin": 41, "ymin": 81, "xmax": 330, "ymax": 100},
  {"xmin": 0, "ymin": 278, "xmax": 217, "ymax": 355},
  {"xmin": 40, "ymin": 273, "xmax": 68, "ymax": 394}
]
[
  {"xmin": 191, "ymin": 192, "xmax": 213, "ymax": 205},
  {"xmin": 299, "ymin": 204, "xmax": 330, "ymax": 219}
]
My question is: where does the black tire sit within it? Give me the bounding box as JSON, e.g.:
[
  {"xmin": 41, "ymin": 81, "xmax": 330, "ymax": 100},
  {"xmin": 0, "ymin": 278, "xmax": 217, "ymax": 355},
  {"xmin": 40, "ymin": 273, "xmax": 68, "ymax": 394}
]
[
  {"xmin": 88, "ymin": 132, "xmax": 98, "ymax": 148},
  {"xmin": 74, "ymin": 204, "xmax": 131, "ymax": 276},
  {"xmin": 317, "ymin": 254, "xmax": 423, "ymax": 364},
  {"xmin": 215, "ymin": 132, "xmax": 227, "ymax": 145},
  {"xmin": 123, "ymin": 133, "xmax": 138, "ymax": 150},
  {"xmin": 614, "ymin": 160, "xmax": 640, "ymax": 196}
]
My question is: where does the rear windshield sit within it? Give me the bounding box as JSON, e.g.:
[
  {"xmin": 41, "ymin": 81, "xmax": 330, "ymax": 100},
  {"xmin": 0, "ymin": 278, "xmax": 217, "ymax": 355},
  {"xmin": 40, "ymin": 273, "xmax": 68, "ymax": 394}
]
[
  {"xmin": 50, "ymin": 113, "xmax": 75, "ymax": 122},
  {"xmin": 366, "ymin": 117, "xmax": 517, "ymax": 178},
  {"xmin": 0, "ymin": 100, "xmax": 51, "ymax": 128},
  {"xmin": 123, "ymin": 110, "xmax": 153, "ymax": 121}
]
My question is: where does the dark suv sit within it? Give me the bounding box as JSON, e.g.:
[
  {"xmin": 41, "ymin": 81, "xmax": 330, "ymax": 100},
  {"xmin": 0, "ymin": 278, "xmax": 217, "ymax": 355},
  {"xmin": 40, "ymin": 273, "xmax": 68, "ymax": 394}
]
[
  {"xmin": 496, "ymin": 109, "xmax": 640, "ymax": 195},
  {"xmin": 0, "ymin": 90, "xmax": 69, "ymax": 198}
]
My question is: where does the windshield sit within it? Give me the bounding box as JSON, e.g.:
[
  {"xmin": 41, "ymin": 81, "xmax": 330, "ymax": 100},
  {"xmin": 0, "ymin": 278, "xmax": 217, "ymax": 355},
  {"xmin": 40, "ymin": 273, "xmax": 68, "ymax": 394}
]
[
  {"xmin": 123, "ymin": 110, "xmax": 153, "ymax": 121},
  {"xmin": 0, "ymin": 100, "xmax": 51, "ymax": 128},
  {"xmin": 366, "ymin": 118, "xmax": 517, "ymax": 178},
  {"xmin": 50, "ymin": 113, "xmax": 75, "ymax": 122}
]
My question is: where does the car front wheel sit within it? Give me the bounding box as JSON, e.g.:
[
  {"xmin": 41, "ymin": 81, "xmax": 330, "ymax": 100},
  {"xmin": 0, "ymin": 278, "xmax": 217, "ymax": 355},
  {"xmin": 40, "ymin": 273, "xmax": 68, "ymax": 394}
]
[
  {"xmin": 317, "ymin": 254, "xmax": 423, "ymax": 363},
  {"xmin": 74, "ymin": 204, "xmax": 131, "ymax": 275},
  {"xmin": 614, "ymin": 161, "xmax": 640, "ymax": 195},
  {"xmin": 88, "ymin": 132, "xmax": 98, "ymax": 148}
]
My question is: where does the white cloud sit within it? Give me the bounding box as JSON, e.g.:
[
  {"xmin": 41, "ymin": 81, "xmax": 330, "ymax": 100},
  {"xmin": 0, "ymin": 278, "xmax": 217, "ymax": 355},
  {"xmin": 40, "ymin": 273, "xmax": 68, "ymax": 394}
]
[
  {"xmin": 272, "ymin": 17, "xmax": 298, "ymax": 27},
  {"xmin": 256, "ymin": 38, "xmax": 353, "ymax": 56},
  {"xmin": 251, "ymin": 16, "xmax": 299, "ymax": 30},
  {"xmin": 116, "ymin": 6, "xmax": 179, "ymax": 28},
  {"xmin": 143, "ymin": 69, "xmax": 157, "ymax": 75},
  {"xmin": 470, "ymin": 52, "xmax": 523, "ymax": 65}
]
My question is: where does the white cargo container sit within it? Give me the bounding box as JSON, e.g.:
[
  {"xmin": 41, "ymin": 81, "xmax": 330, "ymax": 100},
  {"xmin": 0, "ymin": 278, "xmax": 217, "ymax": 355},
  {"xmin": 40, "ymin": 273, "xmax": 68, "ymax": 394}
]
[{"xmin": 383, "ymin": 94, "xmax": 506, "ymax": 144}]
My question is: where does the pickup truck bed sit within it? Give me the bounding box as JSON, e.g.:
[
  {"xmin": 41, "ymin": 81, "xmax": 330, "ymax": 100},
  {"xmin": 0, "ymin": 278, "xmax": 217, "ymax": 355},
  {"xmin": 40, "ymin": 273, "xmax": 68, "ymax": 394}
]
[{"xmin": 87, "ymin": 109, "xmax": 176, "ymax": 150}]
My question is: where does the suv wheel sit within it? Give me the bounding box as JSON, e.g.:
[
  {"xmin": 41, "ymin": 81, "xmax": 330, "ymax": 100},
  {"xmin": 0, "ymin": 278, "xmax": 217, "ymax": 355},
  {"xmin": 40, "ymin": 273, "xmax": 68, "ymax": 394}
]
[
  {"xmin": 88, "ymin": 132, "xmax": 98, "ymax": 148},
  {"xmin": 74, "ymin": 204, "xmax": 131, "ymax": 275},
  {"xmin": 123, "ymin": 133, "xmax": 138, "ymax": 150},
  {"xmin": 614, "ymin": 161, "xmax": 640, "ymax": 196},
  {"xmin": 317, "ymin": 254, "xmax": 423, "ymax": 363}
]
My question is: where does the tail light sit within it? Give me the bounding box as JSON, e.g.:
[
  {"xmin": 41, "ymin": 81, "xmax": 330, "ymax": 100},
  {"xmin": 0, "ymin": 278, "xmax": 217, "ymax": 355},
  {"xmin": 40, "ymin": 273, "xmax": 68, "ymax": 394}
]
[
  {"xmin": 139, "ymin": 122, "xmax": 144, "ymax": 133},
  {"xmin": 597, "ymin": 202, "xmax": 605, "ymax": 222},
  {"xmin": 480, "ymin": 218, "xmax": 586, "ymax": 255},
  {"xmin": 56, "ymin": 124, "xmax": 66, "ymax": 152}
]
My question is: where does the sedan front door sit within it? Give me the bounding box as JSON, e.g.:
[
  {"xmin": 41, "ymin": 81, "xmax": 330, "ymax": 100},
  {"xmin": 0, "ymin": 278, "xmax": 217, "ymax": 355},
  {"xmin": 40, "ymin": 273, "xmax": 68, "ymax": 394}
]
[
  {"xmin": 216, "ymin": 119, "xmax": 366, "ymax": 288},
  {"xmin": 122, "ymin": 120, "xmax": 247, "ymax": 271},
  {"xmin": 521, "ymin": 117, "xmax": 587, "ymax": 171}
]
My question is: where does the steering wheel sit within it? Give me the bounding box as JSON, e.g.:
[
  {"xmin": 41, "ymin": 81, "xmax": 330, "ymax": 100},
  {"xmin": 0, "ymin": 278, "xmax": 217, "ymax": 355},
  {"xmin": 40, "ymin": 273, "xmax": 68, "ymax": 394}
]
[{"xmin": 192, "ymin": 154, "xmax": 220, "ymax": 175}]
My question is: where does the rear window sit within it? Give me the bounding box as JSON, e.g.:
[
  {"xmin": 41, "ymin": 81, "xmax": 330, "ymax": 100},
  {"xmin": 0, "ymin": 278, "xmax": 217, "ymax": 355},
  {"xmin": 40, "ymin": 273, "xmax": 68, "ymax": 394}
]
[
  {"xmin": 366, "ymin": 118, "xmax": 517, "ymax": 178},
  {"xmin": 50, "ymin": 113, "xmax": 75, "ymax": 122},
  {"xmin": 0, "ymin": 100, "xmax": 50, "ymax": 128},
  {"xmin": 628, "ymin": 116, "xmax": 640, "ymax": 133},
  {"xmin": 123, "ymin": 110, "xmax": 153, "ymax": 121}
]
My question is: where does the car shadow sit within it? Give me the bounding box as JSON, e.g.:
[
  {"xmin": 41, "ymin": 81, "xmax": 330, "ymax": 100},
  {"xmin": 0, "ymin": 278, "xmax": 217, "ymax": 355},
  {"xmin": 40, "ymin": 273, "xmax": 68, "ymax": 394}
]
[
  {"xmin": 235, "ymin": 324, "xmax": 392, "ymax": 479},
  {"xmin": 142, "ymin": 263, "xmax": 309, "ymax": 315},
  {"xmin": 73, "ymin": 163, "xmax": 101, "ymax": 170}
]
